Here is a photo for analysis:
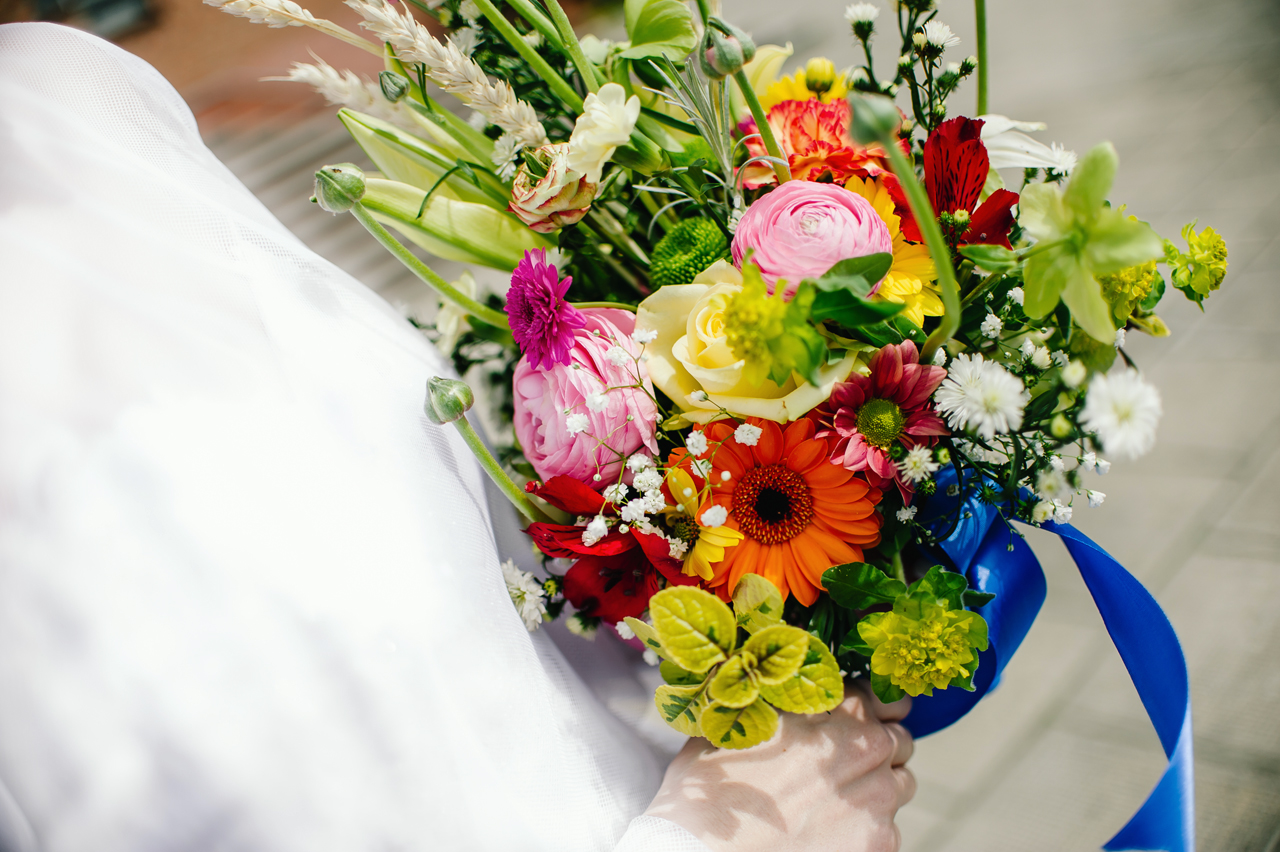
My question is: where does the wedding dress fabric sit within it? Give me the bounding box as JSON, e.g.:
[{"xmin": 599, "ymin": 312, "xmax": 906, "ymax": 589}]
[{"xmin": 0, "ymin": 23, "xmax": 707, "ymax": 851}]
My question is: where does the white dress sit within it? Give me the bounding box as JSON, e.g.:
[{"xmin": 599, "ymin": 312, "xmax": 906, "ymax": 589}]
[{"xmin": 0, "ymin": 22, "xmax": 706, "ymax": 851}]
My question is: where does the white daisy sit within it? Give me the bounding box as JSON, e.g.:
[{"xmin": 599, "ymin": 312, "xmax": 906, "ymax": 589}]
[
  {"xmin": 1031, "ymin": 501, "xmax": 1054, "ymax": 524},
  {"xmin": 923, "ymin": 20, "xmax": 960, "ymax": 49},
  {"xmin": 501, "ymin": 559, "xmax": 547, "ymax": 631},
  {"xmin": 1035, "ymin": 469, "xmax": 1071, "ymax": 501},
  {"xmin": 1080, "ymin": 369, "xmax": 1162, "ymax": 459},
  {"xmin": 844, "ymin": 2, "xmax": 879, "ymax": 23},
  {"xmin": 1062, "ymin": 360, "xmax": 1087, "ymax": 388},
  {"xmin": 898, "ymin": 445, "xmax": 940, "ymax": 484},
  {"xmin": 1031, "ymin": 347, "xmax": 1053, "ymax": 370},
  {"xmin": 934, "ymin": 353, "xmax": 1029, "ymax": 440}
]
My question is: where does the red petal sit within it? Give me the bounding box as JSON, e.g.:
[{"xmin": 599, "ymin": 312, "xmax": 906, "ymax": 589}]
[
  {"xmin": 924, "ymin": 117, "xmax": 988, "ymax": 215},
  {"xmin": 562, "ymin": 549, "xmax": 661, "ymax": 624},
  {"xmin": 632, "ymin": 530, "xmax": 699, "ymax": 587},
  {"xmin": 534, "ymin": 476, "xmax": 606, "ymax": 515},
  {"xmin": 526, "ymin": 523, "xmax": 637, "ymax": 558},
  {"xmin": 962, "ymin": 189, "xmax": 1020, "ymax": 248}
]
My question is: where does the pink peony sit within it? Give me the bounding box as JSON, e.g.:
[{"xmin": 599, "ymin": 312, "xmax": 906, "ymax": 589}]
[
  {"xmin": 814, "ymin": 340, "xmax": 948, "ymax": 499},
  {"xmin": 513, "ymin": 308, "xmax": 659, "ymax": 489},
  {"xmin": 731, "ymin": 180, "xmax": 892, "ymax": 297},
  {"xmin": 506, "ymin": 249, "xmax": 586, "ymax": 370}
]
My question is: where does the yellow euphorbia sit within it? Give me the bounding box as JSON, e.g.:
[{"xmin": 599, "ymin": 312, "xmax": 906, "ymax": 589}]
[{"xmin": 845, "ymin": 176, "xmax": 941, "ymax": 327}]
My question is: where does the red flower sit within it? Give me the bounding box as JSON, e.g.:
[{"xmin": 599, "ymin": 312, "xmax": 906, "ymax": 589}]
[
  {"xmin": 894, "ymin": 117, "xmax": 1020, "ymax": 249},
  {"xmin": 738, "ymin": 99, "xmax": 901, "ymax": 190},
  {"xmin": 525, "ymin": 475, "xmax": 694, "ymax": 624}
]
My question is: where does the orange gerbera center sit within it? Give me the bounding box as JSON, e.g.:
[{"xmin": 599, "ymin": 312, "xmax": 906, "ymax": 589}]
[{"xmin": 733, "ymin": 464, "xmax": 814, "ymax": 544}]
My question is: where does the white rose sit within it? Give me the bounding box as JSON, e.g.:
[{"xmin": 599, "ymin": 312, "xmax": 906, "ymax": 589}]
[
  {"xmin": 634, "ymin": 260, "xmax": 857, "ymax": 425},
  {"xmin": 567, "ymin": 83, "xmax": 641, "ymax": 183}
]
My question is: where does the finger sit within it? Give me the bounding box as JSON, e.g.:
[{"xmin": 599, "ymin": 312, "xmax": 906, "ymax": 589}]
[
  {"xmin": 892, "ymin": 765, "xmax": 917, "ymax": 808},
  {"xmin": 884, "ymin": 722, "xmax": 914, "ymax": 767}
]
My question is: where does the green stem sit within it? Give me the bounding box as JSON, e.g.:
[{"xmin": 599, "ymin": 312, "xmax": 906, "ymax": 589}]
[
  {"xmin": 572, "ymin": 301, "xmax": 638, "ymax": 311},
  {"xmin": 453, "ymin": 418, "xmax": 554, "ymax": 524},
  {"xmin": 975, "ymin": 0, "xmax": 988, "ymax": 116},
  {"xmin": 960, "ymin": 271, "xmax": 1002, "ymax": 308},
  {"xmin": 349, "ymin": 202, "xmax": 511, "ymax": 330},
  {"xmin": 733, "ymin": 70, "xmax": 790, "ymax": 184},
  {"xmin": 587, "ymin": 208, "xmax": 651, "ymax": 266},
  {"xmin": 541, "ymin": 0, "xmax": 603, "ymax": 91},
  {"xmin": 470, "ymin": 0, "xmax": 584, "ymax": 112},
  {"xmin": 891, "ymin": 550, "xmax": 907, "ymax": 584},
  {"xmin": 693, "ymin": 0, "xmax": 711, "ymax": 25},
  {"xmin": 882, "ymin": 143, "xmax": 959, "ymax": 361}
]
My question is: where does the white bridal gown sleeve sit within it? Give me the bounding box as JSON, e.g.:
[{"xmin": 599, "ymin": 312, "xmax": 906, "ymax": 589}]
[{"xmin": 0, "ymin": 23, "xmax": 708, "ymax": 852}]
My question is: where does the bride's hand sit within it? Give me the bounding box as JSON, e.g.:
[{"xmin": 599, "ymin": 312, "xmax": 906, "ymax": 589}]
[{"xmin": 643, "ymin": 681, "xmax": 915, "ymax": 852}]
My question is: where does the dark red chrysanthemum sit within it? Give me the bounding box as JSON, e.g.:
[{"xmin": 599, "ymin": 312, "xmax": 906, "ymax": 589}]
[
  {"xmin": 893, "ymin": 117, "xmax": 1020, "ymax": 250},
  {"xmin": 506, "ymin": 249, "xmax": 586, "ymax": 370},
  {"xmin": 525, "ymin": 475, "xmax": 695, "ymax": 624}
]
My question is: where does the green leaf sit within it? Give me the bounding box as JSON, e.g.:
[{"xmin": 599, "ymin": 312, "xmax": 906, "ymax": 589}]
[
  {"xmin": 1138, "ymin": 271, "xmax": 1166, "ymax": 312},
  {"xmin": 1022, "ymin": 247, "xmax": 1078, "ymax": 320},
  {"xmin": 654, "ymin": 683, "xmax": 705, "ymax": 736},
  {"xmin": 912, "ymin": 565, "xmax": 969, "ymax": 611},
  {"xmin": 732, "ymin": 574, "xmax": 784, "ymax": 634},
  {"xmin": 815, "ymin": 253, "xmax": 895, "ymax": 296},
  {"xmin": 759, "ymin": 635, "xmax": 844, "ymax": 714},
  {"xmin": 700, "ymin": 698, "xmax": 779, "ymax": 750},
  {"xmin": 742, "ymin": 625, "xmax": 812, "ymax": 685},
  {"xmin": 620, "ymin": 0, "xmax": 697, "ymax": 59},
  {"xmin": 623, "ymin": 617, "xmax": 669, "ymax": 661},
  {"xmin": 660, "ymin": 659, "xmax": 704, "ymax": 685},
  {"xmin": 959, "ymin": 244, "xmax": 1019, "ymax": 273},
  {"xmin": 810, "ymin": 289, "xmax": 905, "ymax": 327},
  {"xmin": 1059, "ymin": 262, "xmax": 1115, "ymax": 344},
  {"xmin": 649, "ymin": 586, "xmax": 737, "ymax": 673},
  {"xmin": 1063, "ymin": 142, "xmax": 1118, "ymax": 224},
  {"xmin": 870, "ymin": 671, "xmax": 906, "ymax": 704},
  {"xmin": 823, "ymin": 562, "xmax": 907, "ymax": 610},
  {"xmin": 708, "ymin": 654, "xmax": 760, "ymax": 708},
  {"xmin": 839, "ymin": 626, "xmax": 875, "ymax": 658}
]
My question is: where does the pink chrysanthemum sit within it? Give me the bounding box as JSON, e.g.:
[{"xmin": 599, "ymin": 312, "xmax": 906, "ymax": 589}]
[
  {"xmin": 815, "ymin": 341, "xmax": 948, "ymax": 499},
  {"xmin": 506, "ymin": 249, "xmax": 586, "ymax": 369}
]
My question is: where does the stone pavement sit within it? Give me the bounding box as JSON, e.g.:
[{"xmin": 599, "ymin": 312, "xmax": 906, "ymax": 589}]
[{"xmin": 201, "ymin": 0, "xmax": 1280, "ymax": 848}]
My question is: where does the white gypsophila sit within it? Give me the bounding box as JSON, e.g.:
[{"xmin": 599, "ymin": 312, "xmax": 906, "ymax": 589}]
[
  {"xmin": 490, "ymin": 133, "xmax": 524, "ymax": 181},
  {"xmin": 896, "ymin": 506, "xmax": 917, "ymax": 522},
  {"xmin": 1036, "ymin": 469, "xmax": 1070, "ymax": 501},
  {"xmin": 700, "ymin": 505, "xmax": 728, "ymax": 527},
  {"xmin": 932, "ymin": 346, "xmax": 948, "ymax": 366},
  {"xmin": 642, "ymin": 649, "xmax": 660, "ymax": 666},
  {"xmin": 1020, "ymin": 338, "xmax": 1036, "ymax": 359},
  {"xmin": 690, "ymin": 458, "xmax": 712, "ymax": 478},
  {"xmin": 844, "ymin": 2, "xmax": 879, "ymax": 23},
  {"xmin": 457, "ymin": 0, "xmax": 480, "ymax": 20},
  {"xmin": 632, "ymin": 467, "xmax": 663, "ymax": 492},
  {"xmin": 667, "ymin": 536, "xmax": 689, "ymax": 560},
  {"xmin": 1031, "ymin": 347, "xmax": 1053, "ymax": 370},
  {"xmin": 1080, "ymin": 369, "xmax": 1162, "ymax": 460},
  {"xmin": 1007, "ymin": 286, "xmax": 1024, "ymax": 306},
  {"xmin": 1050, "ymin": 143, "xmax": 1077, "ymax": 174},
  {"xmin": 898, "ymin": 445, "xmax": 939, "ymax": 484},
  {"xmin": 641, "ymin": 491, "xmax": 667, "ymax": 513},
  {"xmin": 1052, "ymin": 501, "xmax": 1073, "ymax": 524},
  {"xmin": 565, "ymin": 412, "xmax": 589, "ymax": 435},
  {"xmin": 934, "ymin": 353, "xmax": 1029, "ymax": 440},
  {"xmin": 620, "ymin": 499, "xmax": 648, "ymax": 524},
  {"xmin": 614, "ymin": 619, "xmax": 635, "ymax": 640},
  {"xmin": 1079, "ymin": 451, "xmax": 1097, "ymax": 473},
  {"xmin": 1049, "ymin": 455, "xmax": 1065, "ymax": 472},
  {"xmin": 626, "ymin": 453, "xmax": 654, "ymax": 473},
  {"xmin": 1087, "ymin": 490, "xmax": 1106, "ymax": 507},
  {"xmin": 1096, "ymin": 458, "xmax": 1112, "ymax": 475},
  {"xmin": 1062, "ymin": 360, "xmax": 1088, "ymax": 388},
  {"xmin": 690, "ymin": 390, "xmax": 709, "ymax": 402},
  {"xmin": 585, "ymin": 392, "xmax": 608, "ymax": 413},
  {"xmin": 346, "ymin": 0, "xmax": 547, "ymax": 147},
  {"xmin": 278, "ymin": 59, "xmax": 417, "ymax": 129},
  {"xmin": 603, "ymin": 483, "xmax": 629, "ymax": 503},
  {"xmin": 923, "ymin": 21, "xmax": 960, "ymax": 49},
  {"xmin": 631, "ymin": 327, "xmax": 658, "ymax": 345},
  {"xmin": 467, "ymin": 110, "xmax": 488, "ymax": 131},
  {"xmin": 433, "ymin": 270, "xmax": 477, "ymax": 354},
  {"xmin": 980, "ymin": 313, "xmax": 1003, "ymax": 339},
  {"xmin": 1114, "ymin": 328, "xmax": 1127, "ymax": 348},
  {"xmin": 685, "ymin": 431, "xmax": 709, "ymax": 455},
  {"xmin": 567, "ymin": 83, "xmax": 641, "ymax": 183},
  {"xmin": 1052, "ymin": 350, "xmax": 1070, "ymax": 367},
  {"xmin": 1031, "ymin": 500, "xmax": 1054, "ymax": 524},
  {"xmin": 581, "ymin": 515, "xmax": 608, "ymax": 547},
  {"xmin": 566, "ymin": 614, "xmax": 598, "ymax": 639},
  {"xmin": 501, "ymin": 559, "xmax": 548, "ymax": 631},
  {"xmin": 734, "ymin": 423, "xmax": 763, "ymax": 446},
  {"xmin": 605, "ymin": 345, "xmax": 631, "ymax": 366}
]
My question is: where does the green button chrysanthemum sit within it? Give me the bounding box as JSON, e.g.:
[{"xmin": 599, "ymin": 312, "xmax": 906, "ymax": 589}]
[{"xmin": 650, "ymin": 218, "xmax": 729, "ymax": 289}]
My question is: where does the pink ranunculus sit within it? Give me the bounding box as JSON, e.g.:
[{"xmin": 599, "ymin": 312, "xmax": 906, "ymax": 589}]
[
  {"xmin": 731, "ymin": 180, "xmax": 893, "ymax": 298},
  {"xmin": 513, "ymin": 308, "xmax": 659, "ymax": 489}
]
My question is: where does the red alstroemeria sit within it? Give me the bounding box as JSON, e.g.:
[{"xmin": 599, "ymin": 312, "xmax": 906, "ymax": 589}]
[
  {"xmin": 525, "ymin": 475, "xmax": 694, "ymax": 624},
  {"xmin": 894, "ymin": 116, "xmax": 1020, "ymax": 249}
]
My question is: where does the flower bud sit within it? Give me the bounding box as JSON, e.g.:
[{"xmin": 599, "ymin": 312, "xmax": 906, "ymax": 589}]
[
  {"xmin": 424, "ymin": 376, "xmax": 475, "ymax": 425},
  {"xmin": 312, "ymin": 163, "xmax": 366, "ymax": 213},
  {"xmin": 1050, "ymin": 413, "xmax": 1074, "ymax": 439},
  {"xmin": 508, "ymin": 143, "xmax": 597, "ymax": 234},
  {"xmin": 699, "ymin": 17, "xmax": 756, "ymax": 80},
  {"xmin": 379, "ymin": 71, "xmax": 410, "ymax": 103},
  {"xmin": 849, "ymin": 94, "xmax": 901, "ymax": 145},
  {"xmin": 804, "ymin": 57, "xmax": 837, "ymax": 95}
]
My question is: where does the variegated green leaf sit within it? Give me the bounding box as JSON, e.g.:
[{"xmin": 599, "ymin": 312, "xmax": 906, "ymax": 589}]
[
  {"xmin": 732, "ymin": 574, "xmax": 783, "ymax": 634},
  {"xmin": 759, "ymin": 635, "xmax": 844, "ymax": 714},
  {"xmin": 655, "ymin": 683, "xmax": 704, "ymax": 737},
  {"xmin": 623, "ymin": 617, "xmax": 669, "ymax": 662},
  {"xmin": 742, "ymin": 625, "xmax": 810, "ymax": 685},
  {"xmin": 707, "ymin": 653, "xmax": 759, "ymax": 708},
  {"xmin": 700, "ymin": 698, "xmax": 778, "ymax": 750},
  {"xmin": 649, "ymin": 586, "xmax": 737, "ymax": 674}
]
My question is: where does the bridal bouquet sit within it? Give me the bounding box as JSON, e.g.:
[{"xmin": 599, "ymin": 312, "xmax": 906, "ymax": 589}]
[{"xmin": 214, "ymin": 0, "xmax": 1221, "ymax": 842}]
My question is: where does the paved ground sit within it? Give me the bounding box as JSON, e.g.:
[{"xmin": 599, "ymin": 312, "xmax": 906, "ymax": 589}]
[{"xmin": 143, "ymin": 0, "xmax": 1280, "ymax": 847}]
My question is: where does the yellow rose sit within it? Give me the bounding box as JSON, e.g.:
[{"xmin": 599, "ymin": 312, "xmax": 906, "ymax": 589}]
[{"xmin": 636, "ymin": 261, "xmax": 857, "ymax": 425}]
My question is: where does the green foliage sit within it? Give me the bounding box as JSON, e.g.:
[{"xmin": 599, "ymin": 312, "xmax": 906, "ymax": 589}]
[
  {"xmin": 700, "ymin": 698, "xmax": 779, "ymax": 750},
  {"xmin": 621, "ymin": 0, "xmax": 698, "ymax": 60},
  {"xmin": 732, "ymin": 573, "xmax": 784, "ymax": 634},
  {"xmin": 648, "ymin": 586, "xmax": 736, "ymax": 673},
  {"xmin": 654, "ymin": 683, "xmax": 705, "ymax": 736},
  {"xmin": 759, "ymin": 635, "xmax": 844, "ymax": 714},
  {"xmin": 809, "ymin": 253, "xmax": 904, "ymax": 327},
  {"xmin": 823, "ymin": 561, "xmax": 907, "ymax": 610}
]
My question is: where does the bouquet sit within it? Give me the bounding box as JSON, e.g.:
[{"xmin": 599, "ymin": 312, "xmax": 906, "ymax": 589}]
[{"xmin": 211, "ymin": 0, "xmax": 1227, "ymax": 844}]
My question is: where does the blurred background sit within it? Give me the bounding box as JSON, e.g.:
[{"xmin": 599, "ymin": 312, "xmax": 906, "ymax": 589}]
[{"xmin": 2, "ymin": 0, "xmax": 1277, "ymax": 849}]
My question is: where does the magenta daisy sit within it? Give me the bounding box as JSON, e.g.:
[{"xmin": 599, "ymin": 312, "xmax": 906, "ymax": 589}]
[
  {"xmin": 506, "ymin": 249, "xmax": 586, "ymax": 369},
  {"xmin": 815, "ymin": 340, "xmax": 948, "ymax": 499}
]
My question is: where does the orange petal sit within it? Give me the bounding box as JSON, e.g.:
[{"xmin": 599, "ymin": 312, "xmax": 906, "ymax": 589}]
[
  {"xmin": 785, "ymin": 439, "xmax": 827, "ymax": 475},
  {"xmin": 754, "ymin": 420, "xmax": 784, "ymax": 467},
  {"xmin": 782, "ymin": 418, "xmax": 815, "ymax": 456},
  {"xmin": 805, "ymin": 461, "xmax": 854, "ymax": 490}
]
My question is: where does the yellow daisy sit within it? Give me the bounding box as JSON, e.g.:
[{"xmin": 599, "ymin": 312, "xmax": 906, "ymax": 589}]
[
  {"xmin": 845, "ymin": 175, "xmax": 941, "ymax": 327},
  {"xmin": 664, "ymin": 466, "xmax": 744, "ymax": 582},
  {"xmin": 760, "ymin": 58, "xmax": 852, "ymax": 111}
]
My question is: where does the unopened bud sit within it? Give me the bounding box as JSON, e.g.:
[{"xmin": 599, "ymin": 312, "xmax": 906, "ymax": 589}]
[
  {"xmin": 699, "ymin": 17, "xmax": 756, "ymax": 80},
  {"xmin": 312, "ymin": 163, "xmax": 366, "ymax": 213},
  {"xmin": 379, "ymin": 71, "xmax": 410, "ymax": 102},
  {"xmin": 849, "ymin": 94, "xmax": 901, "ymax": 145},
  {"xmin": 424, "ymin": 376, "xmax": 475, "ymax": 425},
  {"xmin": 804, "ymin": 57, "xmax": 837, "ymax": 95},
  {"xmin": 1050, "ymin": 413, "xmax": 1074, "ymax": 439}
]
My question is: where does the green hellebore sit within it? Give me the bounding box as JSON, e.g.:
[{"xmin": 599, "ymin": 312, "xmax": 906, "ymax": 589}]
[{"xmin": 1018, "ymin": 142, "xmax": 1164, "ymax": 343}]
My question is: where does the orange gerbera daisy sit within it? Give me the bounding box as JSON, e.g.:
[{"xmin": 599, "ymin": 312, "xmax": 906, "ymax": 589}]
[{"xmin": 701, "ymin": 417, "xmax": 883, "ymax": 606}]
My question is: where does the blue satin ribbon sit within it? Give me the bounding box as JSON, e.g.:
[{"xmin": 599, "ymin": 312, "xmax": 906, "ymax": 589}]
[{"xmin": 902, "ymin": 468, "xmax": 1194, "ymax": 852}]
